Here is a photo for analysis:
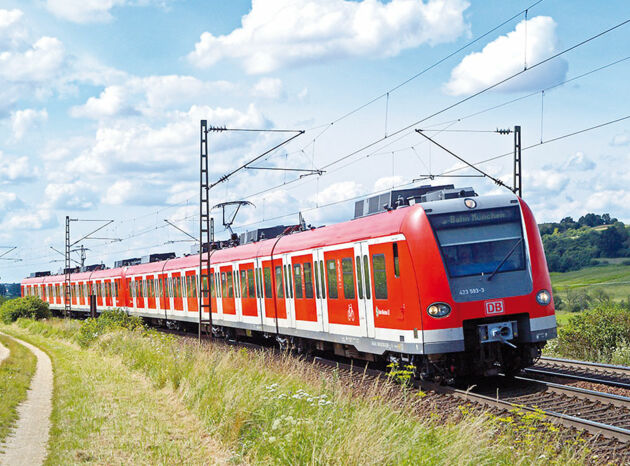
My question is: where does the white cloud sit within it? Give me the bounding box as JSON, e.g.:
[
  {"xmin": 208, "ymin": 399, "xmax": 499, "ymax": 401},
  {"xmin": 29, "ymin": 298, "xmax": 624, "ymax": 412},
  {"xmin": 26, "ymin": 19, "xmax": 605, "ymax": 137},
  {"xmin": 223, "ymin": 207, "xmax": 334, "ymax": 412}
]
[
  {"xmin": 103, "ymin": 179, "xmax": 168, "ymax": 206},
  {"xmin": 10, "ymin": 108, "xmax": 48, "ymax": 140},
  {"xmin": 46, "ymin": 0, "xmax": 170, "ymax": 24},
  {"xmin": 0, "ymin": 36, "xmax": 66, "ymax": 83},
  {"xmin": 373, "ymin": 176, "xmax": 404, "ymax": 192},
  {"xmin": 0, "ymin": 9, "xmax": 27, "ymax": 49},
  {"xmin": 444, "ymin": 16, "xmax": 568, "ymax": 96},
  {"xmin": 70, "ymin": 85, "xmax": 136, "ymax": 119},
  {"xmin": 188, "ymin": 0, "xmax": 470, "ymax": 74},
  {"xmin": 1, "ymin": 210, "xmax": 57, "ymax": 231},
  {"xmin": 70, "ymin": 75, "xmax": 236, "ymax": 119},
  {"xmin": 524, "ymin": 169, "xmax": 569, "ymax": 195},
  {"xmin": 0, "ymin": 151, "xmax": 35, "ymax": 183},
  {"xmin": 560, "ymin": 151, "xmax": 595, "ymax": 171},
  {"xmin": 315, "ymin": 181, "xmax": 363, "ymax": 205},
  {"xmin": 0, "ymin": 191, "xmax": 23, "ymax": 212},
  {"xmin": 252, "ymin": 78, "xmax": 285, "ymax": 100},
  {"xmin": 43, "ymin": 181, "xmax": 99, "ymax": 210},
  {"xmin": 611, "ymin": 133, "xmax": 629, "ymax": 147}
]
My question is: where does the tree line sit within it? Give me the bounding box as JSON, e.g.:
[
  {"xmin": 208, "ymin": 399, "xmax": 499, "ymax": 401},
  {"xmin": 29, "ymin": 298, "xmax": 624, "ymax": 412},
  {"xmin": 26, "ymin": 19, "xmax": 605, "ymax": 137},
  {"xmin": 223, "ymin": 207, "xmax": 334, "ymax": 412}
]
[{"xmin": 539, "ymin": 213, "xmax": 630, "ymax": 272}]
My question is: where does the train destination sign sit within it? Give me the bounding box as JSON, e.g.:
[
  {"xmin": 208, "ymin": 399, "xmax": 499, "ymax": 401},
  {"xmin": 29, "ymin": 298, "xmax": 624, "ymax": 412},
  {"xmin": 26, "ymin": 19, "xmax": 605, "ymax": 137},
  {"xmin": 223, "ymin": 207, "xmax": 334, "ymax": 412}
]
[{"xmin": 428, "ymin": 206, "xmax": 520, "ymax": 229}]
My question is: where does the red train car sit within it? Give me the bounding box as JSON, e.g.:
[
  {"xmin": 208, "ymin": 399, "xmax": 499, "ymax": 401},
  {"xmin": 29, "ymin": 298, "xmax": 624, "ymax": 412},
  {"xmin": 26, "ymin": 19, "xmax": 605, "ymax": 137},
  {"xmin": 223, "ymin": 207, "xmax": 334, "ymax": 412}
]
[{"xmin": 23, "ymin": 186, "xmax": 556, "ymax": 378}]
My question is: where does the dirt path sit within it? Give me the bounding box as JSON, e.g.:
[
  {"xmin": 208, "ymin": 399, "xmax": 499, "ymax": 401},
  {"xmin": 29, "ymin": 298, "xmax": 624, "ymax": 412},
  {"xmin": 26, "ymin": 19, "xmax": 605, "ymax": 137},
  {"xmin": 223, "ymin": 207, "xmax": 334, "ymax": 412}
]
[
  {"xmin": 0, "ymin": 334, "xmax": 53, "ymax": 466},
  {"xmin": 0, "ymin": 342, "xmax": 8, "ymax": 366}
]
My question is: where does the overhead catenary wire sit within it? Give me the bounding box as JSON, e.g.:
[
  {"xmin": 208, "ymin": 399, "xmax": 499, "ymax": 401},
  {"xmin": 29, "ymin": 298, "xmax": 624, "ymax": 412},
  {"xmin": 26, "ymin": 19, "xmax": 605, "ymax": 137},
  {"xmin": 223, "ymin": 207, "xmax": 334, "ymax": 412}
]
[{"xmin": 235, "ymin": 19, "xmax": 630, "ymax": 204}]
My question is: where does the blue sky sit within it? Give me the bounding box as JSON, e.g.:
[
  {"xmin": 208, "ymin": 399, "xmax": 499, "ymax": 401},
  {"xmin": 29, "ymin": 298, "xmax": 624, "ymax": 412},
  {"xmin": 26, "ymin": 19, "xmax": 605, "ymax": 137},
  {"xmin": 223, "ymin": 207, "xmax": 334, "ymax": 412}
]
[{"xmin": 0, "ymin": 0, "xmax": 629, "ymax": 281}]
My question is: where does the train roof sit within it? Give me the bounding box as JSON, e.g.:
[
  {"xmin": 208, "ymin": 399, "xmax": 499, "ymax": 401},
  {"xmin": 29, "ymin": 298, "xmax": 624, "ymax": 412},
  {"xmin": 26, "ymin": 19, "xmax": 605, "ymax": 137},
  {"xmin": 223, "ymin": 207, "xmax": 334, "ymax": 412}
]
[{"xmin": 22, "ymin": 192, "xmax": 522, "ymax": 284}]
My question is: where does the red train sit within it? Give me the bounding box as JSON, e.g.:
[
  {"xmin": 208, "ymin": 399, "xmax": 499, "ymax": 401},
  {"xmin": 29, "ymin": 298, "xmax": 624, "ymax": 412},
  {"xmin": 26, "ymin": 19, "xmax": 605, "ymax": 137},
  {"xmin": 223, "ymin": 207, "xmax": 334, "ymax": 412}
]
[{"xmin": 22, "ymin": 185, "xmax": 556, "ymax": 379}]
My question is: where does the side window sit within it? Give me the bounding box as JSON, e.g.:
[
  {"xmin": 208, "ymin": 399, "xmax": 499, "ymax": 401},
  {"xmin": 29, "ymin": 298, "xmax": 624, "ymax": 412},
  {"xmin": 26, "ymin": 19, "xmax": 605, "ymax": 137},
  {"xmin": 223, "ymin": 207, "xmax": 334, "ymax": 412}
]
[
  {"xmin": 191, "ymin": 275, "xmax": 197, "ymax": 298},
  {"xmin": 342, "ymin": 258, "xmax": 355, "ymax": 299},
  {"xmin": 314, "ymin": 260, "xmax": 321, "ymax": 299},
  {"xmin": 363, "ymin": 255, "xmax": 371, "ymax": 299},
  {"xmin": 220, "ymin": 273, "xmax": 226, "ymax": 298},
  {"xmin": 372, "ymin": 254, "xmax": 388, "ymax": 300},
  {"xmin": 283, "ymin": 265, "xmax": 289, "ymax": 297},
  {"xmin": 275, "ymin": 266, "xmax": 284, "ymax": 298},
  {"xmin": 208, "ymin": 275, "xmax": 214, "ymax": 297},
  {"xmin": 304, "ymin": 262, "xmax": 314, "ymax": 299},
  {"xmin": 356, "ymin": 256, "xmax": 364, "ymax": 299},
  {"xmin": 256, "ymin": 268, "xmax": 262, "ymax": 298},
  {"xmin": 326, "ymin": 259, "xmax": 338, "ymax": 299},
  {"xmin": 287, "ymin": 265, "xmax": 293, "ymax": 298},
  {"xmin": 263, "ymin": 267, "xmax": 272, "ymax": 298},
  {"xmin": 240, "ymin": 270, "xmax": 247, "ymax": 298},
  {"xmin": 393, "ymin": 242, "xmax": 400, "ymax": 278},
  {"xmin": 319, "ymin": 261, "xmax": 326, "ymax": 299},
  {"xmin": 227, "ymin": 271, "xmax": 234, "ymax": 298},
  {"xmin": 293, "ymin": 264, "xmax": 303, "ymax": 299},
  {"xmin": 247, "ymin": 269, "xmax": 255, "ymax": 298}
]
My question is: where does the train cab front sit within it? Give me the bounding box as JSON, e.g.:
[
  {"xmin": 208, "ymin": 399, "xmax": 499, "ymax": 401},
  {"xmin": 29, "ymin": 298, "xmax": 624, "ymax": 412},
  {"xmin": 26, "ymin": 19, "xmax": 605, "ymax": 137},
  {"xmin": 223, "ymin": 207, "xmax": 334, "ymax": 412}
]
[{"xmin": 407, "ymin": 191, "xmax": 557, "ymax": 380}]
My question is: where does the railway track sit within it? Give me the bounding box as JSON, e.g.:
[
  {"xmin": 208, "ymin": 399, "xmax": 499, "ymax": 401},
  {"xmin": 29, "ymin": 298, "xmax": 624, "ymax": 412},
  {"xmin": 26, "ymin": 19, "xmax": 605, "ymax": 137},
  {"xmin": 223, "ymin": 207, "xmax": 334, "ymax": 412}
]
[
  {"xmin": 312, "ymin": 355, "xmax": 630, "ymax": 462},
  {"xmin": 526, "ymin": 356, "xmax": 630, "ymax": 390}
]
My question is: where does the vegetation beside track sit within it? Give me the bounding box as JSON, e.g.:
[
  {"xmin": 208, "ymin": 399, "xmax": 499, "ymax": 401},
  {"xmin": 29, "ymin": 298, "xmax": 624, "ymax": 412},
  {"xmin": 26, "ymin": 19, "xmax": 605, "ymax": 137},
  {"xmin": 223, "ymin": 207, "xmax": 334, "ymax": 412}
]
[
  {"xmin": 0, "ymin": 334, "xmax": 37, "ymax": 451},
  {"xmin": 6, "ymin": 314, "xmax": 588, "ymax": 464},
  {"xmin": 0, "ymin": 322, "xmax": 231, "ymax": 464},
  {"xmin": 545, "ymin": 303, "xmax": 630, "ymax": 366}
]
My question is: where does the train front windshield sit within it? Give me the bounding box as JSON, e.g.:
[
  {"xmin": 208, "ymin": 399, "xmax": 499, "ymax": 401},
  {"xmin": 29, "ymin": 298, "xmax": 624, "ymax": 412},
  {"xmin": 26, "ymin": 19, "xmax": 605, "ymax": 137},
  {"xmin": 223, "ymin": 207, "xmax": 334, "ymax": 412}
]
[{"xmin": 429, "ymin": 206, "xmax": 526, "ymax": 278}]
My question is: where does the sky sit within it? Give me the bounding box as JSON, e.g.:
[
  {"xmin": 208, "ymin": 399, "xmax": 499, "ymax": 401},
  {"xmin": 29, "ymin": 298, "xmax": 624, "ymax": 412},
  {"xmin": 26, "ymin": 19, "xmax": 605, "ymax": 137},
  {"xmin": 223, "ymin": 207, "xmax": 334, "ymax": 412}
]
[{"xmin": 0, "ymin": 0, "xmax": 629, "ymax": 281}]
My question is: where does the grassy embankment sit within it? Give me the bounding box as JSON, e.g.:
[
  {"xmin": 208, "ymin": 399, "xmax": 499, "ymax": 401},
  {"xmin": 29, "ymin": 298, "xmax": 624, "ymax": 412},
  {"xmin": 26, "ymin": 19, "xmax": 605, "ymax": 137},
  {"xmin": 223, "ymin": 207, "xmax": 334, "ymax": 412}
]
[
  {"xmin": 0, "ymin": 334, "xmax": 37, "ymax": 451},
  {"xmin": 1, "ymin": 321, "xmax": 230, "ymax": 464},
  {"xmin": 3, "ymin": 316, "xmax": 588, "ymax": 465},
  {"xmin": 547, "ymin": 265, "xmax": 630, "ymax": 365}
]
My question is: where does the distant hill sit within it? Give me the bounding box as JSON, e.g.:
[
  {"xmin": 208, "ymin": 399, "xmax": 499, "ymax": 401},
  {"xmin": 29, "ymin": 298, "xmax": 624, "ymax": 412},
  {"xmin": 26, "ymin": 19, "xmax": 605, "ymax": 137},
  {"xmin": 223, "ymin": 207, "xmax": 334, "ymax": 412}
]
[{"xmin": 539, "ymin": 213, "xmax": 630, "ymax": 272}]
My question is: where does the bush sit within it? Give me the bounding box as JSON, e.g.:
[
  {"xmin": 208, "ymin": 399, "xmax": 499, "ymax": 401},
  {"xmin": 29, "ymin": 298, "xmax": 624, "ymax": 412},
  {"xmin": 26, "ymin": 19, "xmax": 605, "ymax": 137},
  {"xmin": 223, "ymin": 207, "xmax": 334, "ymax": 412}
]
[
  {"xmin": 555, "ymin": 303, "xmax": 630, "ymax": 362},
  {"xmin": 0, "ymin": 296, "xmax": 51, "ymax": 324},
  {"xmin": 76, "ymin": 309, "xmax": 144, "ymax": 348}
]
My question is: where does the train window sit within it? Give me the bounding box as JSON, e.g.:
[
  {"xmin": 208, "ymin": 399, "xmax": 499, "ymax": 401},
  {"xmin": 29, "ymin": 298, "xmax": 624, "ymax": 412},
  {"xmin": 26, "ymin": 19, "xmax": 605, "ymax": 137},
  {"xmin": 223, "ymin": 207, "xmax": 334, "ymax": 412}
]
[
  {"xmin": 169, "ymin": 278, "xmax": 174, "ymax": 298},
  {"xmin": 256, "ymin": 268, "xmax": 262, "ymax": 298},
  {"xmin": 148, "ymin": 279, "xmax": 154, "ymax": 298},
  {"xmin": 283, "ymin": 265, "xmax": 289, "ymax": 297},
  {"xmin": 115, "ymin": 281, "xmax": 119, "ymax": 298},
  {"xmin": 247, "ymin": 270, "xmax": 255, "ymax": 298},
  {"xmin": 208, "ymin": 275, "xmax": 214, "ymax": 298},
  {"xmin": 371, "ymin": 254, "xmax": 388, "ymax": 300},
  {"xmin": 287, "ymin": 265, "xmax": 293, "ymax": 299},
  {"xmin": 221, "ymin": 273, "xmax": 227, "ymax": 298},
  {"xmin": 304, "ymin": 263, "xmax": 314, "ymax": 299},
  {"xmin": 314, "ymin": 261, "xmax": 321, "ymax": 299},
  {"xmin": 393, "ymin": 243, "xmax": 400, "ymax": 278},
  {"xmin": 227, "ymin": 271, "xmax": 234, "ymax": 298},
  {"xmin": 275, "ymin": 266, "xmax": 284, "ymax": 298},
  {"xmin": 240, "ymin": 270, "xmax": 247, "ymax": 298},
  {"xmin": 293, "ymin": 264, "xmax": 303, "ymax": 299},
  {"xmin": 263, "ymin": 267, "xmax": 272, "ymax": 298},
  {"xmin": 363, "ymin": 256, "xmax": 371, "ymax": 300},
  {"xmin": 342, "ymin": 258, "xmax": 355, "ymax": 300},
  {"xmin": 319, "ymin": 261, "xmax": 326, "ymax": 299},
  {"xmin": 326, "ymin": 260, "xmax": 338, "ymax": 299},
  {"xmin": 356, "ymin": 256, "xmax": 364, "ymax": 299}
]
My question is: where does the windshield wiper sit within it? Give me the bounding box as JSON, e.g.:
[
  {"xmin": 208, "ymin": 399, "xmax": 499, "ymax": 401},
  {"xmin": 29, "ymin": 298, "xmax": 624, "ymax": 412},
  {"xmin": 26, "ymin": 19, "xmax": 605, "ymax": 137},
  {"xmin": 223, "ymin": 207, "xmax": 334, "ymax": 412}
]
[{"xmin": 487, "ymin": 238, "xmax": 523, "ymax": 282}]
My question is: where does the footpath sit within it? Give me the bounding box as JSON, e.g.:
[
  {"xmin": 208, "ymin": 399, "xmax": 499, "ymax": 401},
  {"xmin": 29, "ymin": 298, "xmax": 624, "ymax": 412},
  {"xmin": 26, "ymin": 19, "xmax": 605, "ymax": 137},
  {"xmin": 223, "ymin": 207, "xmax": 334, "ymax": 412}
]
[{"xmin": 0, "ymin": 334, "xmax": 53, "ymax": 466}]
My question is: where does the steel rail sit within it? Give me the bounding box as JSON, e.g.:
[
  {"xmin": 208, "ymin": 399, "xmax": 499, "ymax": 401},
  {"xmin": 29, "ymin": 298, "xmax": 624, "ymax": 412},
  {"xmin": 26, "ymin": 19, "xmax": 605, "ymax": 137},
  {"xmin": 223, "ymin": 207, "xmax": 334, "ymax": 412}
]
[
  {"xmin": 312, "ymin": 357, "xmax": 630, "ymax": 443},
  {"xmin": 539, "ymin": 356, "xmax": 630, "ymax": 374},
  {"xmin": 513, "ymin": 375, "xmax": 630, "ymax": 408}
]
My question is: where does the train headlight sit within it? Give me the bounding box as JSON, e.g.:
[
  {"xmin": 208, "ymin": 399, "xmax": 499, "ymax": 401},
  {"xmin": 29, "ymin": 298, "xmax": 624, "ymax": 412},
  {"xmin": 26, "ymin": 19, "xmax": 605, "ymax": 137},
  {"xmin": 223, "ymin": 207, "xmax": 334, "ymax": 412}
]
[
  {"xmin": 427, "ymin": 302, "xmax": 451, "ymax": 318},
  {"xmin": 536, "ymin": 289, "xmax": 551, "ymax": 305}
]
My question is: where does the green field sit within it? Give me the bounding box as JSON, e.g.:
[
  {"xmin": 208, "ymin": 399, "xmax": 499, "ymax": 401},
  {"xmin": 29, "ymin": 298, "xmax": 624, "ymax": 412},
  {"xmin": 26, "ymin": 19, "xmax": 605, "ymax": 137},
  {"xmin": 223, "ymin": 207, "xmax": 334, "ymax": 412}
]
[{"xmin": 551, "ymin": 263, "xmax": 630, "ymax": 303}]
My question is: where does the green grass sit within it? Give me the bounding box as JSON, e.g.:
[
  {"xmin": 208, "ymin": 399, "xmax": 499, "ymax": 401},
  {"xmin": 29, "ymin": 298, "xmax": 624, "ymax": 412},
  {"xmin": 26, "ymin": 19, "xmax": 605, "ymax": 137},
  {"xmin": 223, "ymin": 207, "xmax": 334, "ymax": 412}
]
[
  {"xmin": 9, "ymin": 318, "xmax": 589, "ymax": 465},
  {"xmin": 1, "ymin": 323, "xmax": 231, "ymax": 464},
  {"xmin": 551, "ymin": 264, "xmax": 630, "ymax": 302},
  {"xmin": 0, "ymin": 334, "xmax": 37, "ymax": 450}
]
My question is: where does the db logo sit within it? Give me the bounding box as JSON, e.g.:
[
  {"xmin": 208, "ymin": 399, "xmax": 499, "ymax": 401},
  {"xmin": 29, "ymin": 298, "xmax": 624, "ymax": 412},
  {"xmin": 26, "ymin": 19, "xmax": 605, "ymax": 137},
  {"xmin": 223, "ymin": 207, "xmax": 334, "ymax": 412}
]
[{"xmin": 485, "ymin": 300, "xmax": 505, "ymax": 315}]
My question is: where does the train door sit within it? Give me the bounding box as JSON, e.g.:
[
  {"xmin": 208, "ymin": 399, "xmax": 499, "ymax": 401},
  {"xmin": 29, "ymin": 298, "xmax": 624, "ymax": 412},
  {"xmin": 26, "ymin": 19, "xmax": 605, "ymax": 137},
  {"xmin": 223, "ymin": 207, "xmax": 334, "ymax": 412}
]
[
  {"xmin": 186, "ymin": 271, "xmax": 198, "ymax": 314},
  {"xmin": 210, "ymin": 267, "xmax": 219, "ymax": 316},
  {"xmin": 356, "ymin": 242, "xmax": 375, "ymax": 338},
  {"xmin": 313, "ymin": 249, "xmax": 328, "ymax": 333},
  {"xmin": 158, "ymin": 273, "xmax": 169, "ymax": 313},
  {"xmin": 220, "ymin": 265, "xmax": 236, "ymax": 316},
  {"xmin": 145, "ymin": 275, "xmax": 155, "ymax": 310},
  {"xmin": 323, "ymin": 248, "xmax": 362, "ymax": 335},
  {"xmin": 282, "ymin": 254, "xmax": 295, "ymax": 329},
  {"xmin": 171, "ymin": 273, "xmax": 183, "ymax": 311},
  {"xmin": 254, "ymin": 258, "xmax": 265, "ymax": 329},
  {"xmin": 239, "ymin": 263, "xmax": 258, "ymax": 319}
]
